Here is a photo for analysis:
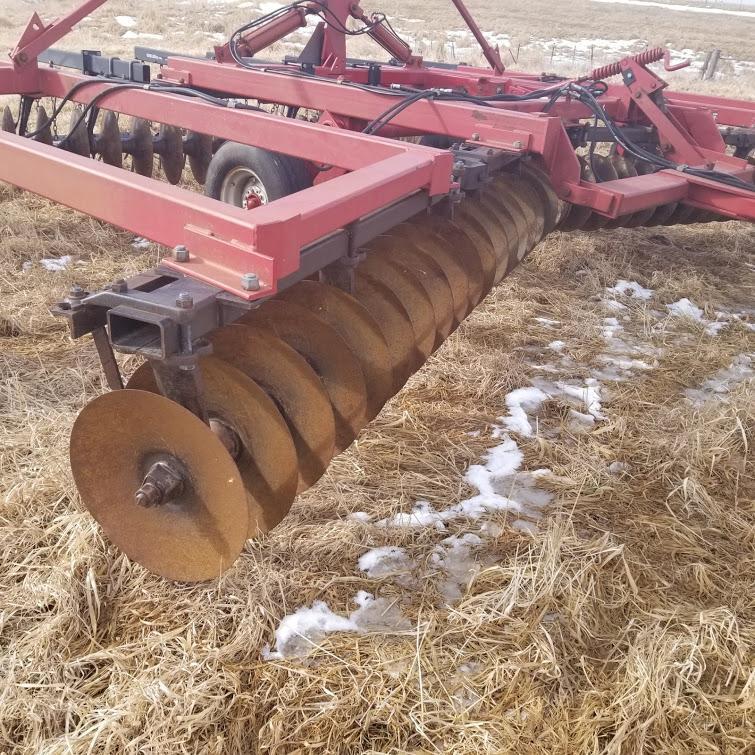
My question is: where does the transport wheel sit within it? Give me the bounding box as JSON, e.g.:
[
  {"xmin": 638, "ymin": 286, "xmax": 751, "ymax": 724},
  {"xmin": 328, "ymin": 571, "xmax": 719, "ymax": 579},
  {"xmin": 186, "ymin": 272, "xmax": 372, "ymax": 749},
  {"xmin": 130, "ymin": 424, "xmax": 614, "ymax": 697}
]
[{"xmin": 205, "ymin": 142, "xmax": 310, "ymax": 207}]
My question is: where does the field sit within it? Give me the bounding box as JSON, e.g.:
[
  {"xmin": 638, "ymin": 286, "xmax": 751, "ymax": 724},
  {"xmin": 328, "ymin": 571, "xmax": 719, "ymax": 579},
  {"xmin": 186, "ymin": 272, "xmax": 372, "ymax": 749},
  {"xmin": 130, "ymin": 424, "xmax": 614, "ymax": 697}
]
[{"xmin": 1, "ymin": 1, "xmax": 754, "ymax": 753}]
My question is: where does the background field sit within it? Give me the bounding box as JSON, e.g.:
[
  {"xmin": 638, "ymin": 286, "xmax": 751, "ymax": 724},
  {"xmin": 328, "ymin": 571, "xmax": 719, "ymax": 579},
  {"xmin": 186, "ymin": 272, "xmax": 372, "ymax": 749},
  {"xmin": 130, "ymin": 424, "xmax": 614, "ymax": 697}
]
[{"xmin": 1, "ymin": 1, "xmax": 754, "ymax": 753}]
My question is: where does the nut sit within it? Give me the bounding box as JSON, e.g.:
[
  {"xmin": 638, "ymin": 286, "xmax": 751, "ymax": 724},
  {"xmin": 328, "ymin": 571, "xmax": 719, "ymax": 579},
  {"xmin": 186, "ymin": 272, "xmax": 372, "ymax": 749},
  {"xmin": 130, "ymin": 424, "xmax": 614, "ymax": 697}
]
[
  {"xmin": 173, "ymin": 245, "xmax": 190, "ymax": 263},
  {"xmin": 241, "ymin": 273, "xmax": 261, "ymax": 292},
  {"xmin": 176, "ymin": 292, "xmax": 194, "ymax": 309}
]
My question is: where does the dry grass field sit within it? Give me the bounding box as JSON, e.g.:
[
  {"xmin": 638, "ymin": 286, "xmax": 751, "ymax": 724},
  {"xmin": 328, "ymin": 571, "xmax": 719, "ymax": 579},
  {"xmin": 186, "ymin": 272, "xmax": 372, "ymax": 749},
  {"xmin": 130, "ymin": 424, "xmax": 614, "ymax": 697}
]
[{"xmin": 1, "ymin": 1, "xmax": 754, "ymax": 753}]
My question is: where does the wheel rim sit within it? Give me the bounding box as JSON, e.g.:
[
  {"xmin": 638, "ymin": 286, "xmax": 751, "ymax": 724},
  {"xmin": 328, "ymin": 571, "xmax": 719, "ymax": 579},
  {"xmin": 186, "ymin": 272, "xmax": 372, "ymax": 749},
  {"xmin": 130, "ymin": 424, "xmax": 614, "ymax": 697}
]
[{"xmin": 221, "ymin": 166, "xmax": 269, "ymax": 208}]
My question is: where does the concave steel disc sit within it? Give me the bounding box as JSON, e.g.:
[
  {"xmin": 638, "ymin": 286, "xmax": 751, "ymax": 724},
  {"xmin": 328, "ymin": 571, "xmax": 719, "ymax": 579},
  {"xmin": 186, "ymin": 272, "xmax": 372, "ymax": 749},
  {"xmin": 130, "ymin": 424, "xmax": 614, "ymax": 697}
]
[
  {"xmin": 372, "ymin": 235, "xmax": 455, "ymax": 344},
  {"xmin": 462, "ymin": 196, "xmax": 512, "ymax": 280},
  {"xmin": 395, "ymin": 220, "xmax": 475, "ymax": 319},
  {"xmin": 603, "ymin": 155, "xmax": 640, "ymax": 229},
  {"xmin": 358, "ymin": 252, "xmax": 436, "ymax": 362},
  {"xmin": 354, "ymin": 273, "xmax": 419, "ymax": 390},
  {"xmin": 450, "ymin": 209, "xmax": 497, "ymax": 295},
  {"xmin": 279, "ymin": 281, "xmax": 394, "ymax": 420},
  {"xmin": 622, "ymin": 159, "xmax": 656, "ymax": 228},
  {"xmin": 492, "ymin": 174, "xmax": 543, "ymax": 258},
  {"xmin": 127, "ymin": 357, "xmax": 299, "ymax": 536},
  {"xmin": 472, "ymin": 194, "xmax": 515, "ymax": 283},
  {"xmin": 33, "ymin": 106, "xmax": 53, "ymax": 145},
  {"xmin": 65, "ymin": 106, "xmax": 90, "ymax": 157},
  {"xmin": 184, "ymin": 131, "xmax": 213, "ymax": 185},
  {"xmin": 69, "ymin": 389, "xmax": 248, "ymax": 582},
  {"xmin": 501, "ymin": 173, "xmax": 547, "ymax": 241},
  {"xmin": 581, "ymin": 155, "xmax": 618, "ymax": 231},
  {"xmin": 130, "ymin": 117, "xmax": 154, "ymax": 177},
  {"xmin": 97, "ymin": 111, "xmax": 123, "ymax": 168},
  {"xmin": 2, "ymin": 106, "xmax": 15, "ymax": 133},
  {"xmin": 520, "ymin": 163, "xmax": 564, "ymax": 232},
  {"xmin": 156, "ymin": 124, "xmax": 186, "ymax": 185},
  {"xmin": 478, "ymin": 187, "xmax": 522, "ymax": 283},
  {"xmin": 209, "ymin": 324, "xmax": 336, "ymax": 493},
  {"xmin": 240, "ymin": 299, "xmax": 369, "ymax": 453}
]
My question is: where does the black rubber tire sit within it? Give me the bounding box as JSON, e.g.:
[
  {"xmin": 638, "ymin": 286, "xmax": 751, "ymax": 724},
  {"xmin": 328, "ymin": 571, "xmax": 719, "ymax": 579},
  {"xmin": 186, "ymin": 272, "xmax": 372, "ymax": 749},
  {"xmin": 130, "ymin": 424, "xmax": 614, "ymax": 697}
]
[{"xmin": 205, "ymin": 142, "xmax": 307, "ymax": 205}]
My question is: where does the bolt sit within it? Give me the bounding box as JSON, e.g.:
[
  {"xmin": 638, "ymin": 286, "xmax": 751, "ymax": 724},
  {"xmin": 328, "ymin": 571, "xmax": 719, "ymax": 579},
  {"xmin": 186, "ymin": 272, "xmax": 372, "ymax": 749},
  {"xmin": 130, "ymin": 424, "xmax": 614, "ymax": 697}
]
[
  {"xmin": 176, "ymin": 292, "xmax": 194, "ymax": 309},
  {"xmin": 512, "ymin": 140, "xmax": 523, "ymax": 149},
  {"xmin": 173, "ymin": 245, "xmax": 190, "ymax": 263},
  {"xmin": 241, "ymin": 273, "xmax": 260, "ymax": 292},
  {"xmin": 110, "ymin": 279, "xmax": 128, "ymax": 294},
  {"xmin": 471, "ymin": 132, "xmax": 480, "ymax": 141},
  {"xmin": 68, "ymin": 284, "xmax": 86, "ymax": 300},
  {"xmin": 134, "ymin": 461, "xmax": 184, "ymax": 508}
]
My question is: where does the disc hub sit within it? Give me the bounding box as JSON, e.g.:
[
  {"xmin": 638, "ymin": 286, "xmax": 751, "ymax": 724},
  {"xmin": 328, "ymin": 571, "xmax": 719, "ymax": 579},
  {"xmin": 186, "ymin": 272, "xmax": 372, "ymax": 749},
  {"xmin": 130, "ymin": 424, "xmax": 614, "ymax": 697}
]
[{"xmin": 134, "ymin": 459, "xmax": 185, "ymax": 508}]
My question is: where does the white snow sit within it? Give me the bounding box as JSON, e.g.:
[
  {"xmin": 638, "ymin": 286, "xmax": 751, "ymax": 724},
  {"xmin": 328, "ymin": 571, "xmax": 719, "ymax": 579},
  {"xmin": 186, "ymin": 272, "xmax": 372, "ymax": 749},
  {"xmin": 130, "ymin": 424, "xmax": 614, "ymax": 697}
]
[
  {"xmin": 534, "ymin": 317, "xmax": 561, "ymax": 326},
  {"xmin": 591, "ymin": 0, "xmax": 755, "ymax": 19},
  {"xmin": 265, "ymin": 591, "xmax": 411, "ymax": 659},
  {"xmin": 115, "ymin": 15, "xmax": 137, "ymax": 28},
  {"xmin": 606, "ymin": 280, "xmax": 654, "ymax": 300},
  {"xmin": 40, "ymin": 256, "xmax": 74, "ymax": 272},
  {"xmin": 431, "ymin": 533, "xmax": 485, "ymax": 602},
  {"xmin": 347, "ymin": 511, "xmax": 372, "ymax": 523},
  {"xmin": 548, "ymin": 340, "xmax": 566, "ymax": 351},
  {"xmin": 358, "ymin": 546, "xmax": 412, "ymax": 578},
  {"xmin": 608, "ymin": 461, "xmax": 631, "ymax": 476},
  {"xmin": 601, "ymin": 316, "xmax": 623, "ymax": 340},
  {"xmin": 378, "ymin": 500, "xmax": 449, "ymax": 530},
  {"xmin": 131, "ymin": 237, "xmax": 151, "ymax": 250},
  {"xmin": 501, "ymin": 379, "xmax": 605, "ymax": 437},
  {"xmin": 684, "ymin": 354, "xmax": 754, "ymax": 406},
  {"xmin": 501, "ymin": 387, "xmax": 549, "ymax": 436},
  {"xmin": 667, "ymin": 298, "xmax": 704, "ymax": 321}
]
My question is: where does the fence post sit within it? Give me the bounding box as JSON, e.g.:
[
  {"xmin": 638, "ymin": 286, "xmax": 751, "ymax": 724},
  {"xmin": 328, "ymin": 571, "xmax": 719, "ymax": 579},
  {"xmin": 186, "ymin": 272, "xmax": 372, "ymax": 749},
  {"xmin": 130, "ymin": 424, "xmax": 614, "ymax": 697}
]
[{"xmin": 704, "ymin": 49, "xmax": 721, "ymax": 80}]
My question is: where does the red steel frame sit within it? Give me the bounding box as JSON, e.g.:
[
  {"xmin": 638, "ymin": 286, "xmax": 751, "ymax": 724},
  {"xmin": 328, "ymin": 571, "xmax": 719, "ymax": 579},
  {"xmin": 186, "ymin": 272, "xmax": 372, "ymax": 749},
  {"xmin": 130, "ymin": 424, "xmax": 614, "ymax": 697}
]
[{"xmin": 0, "ymin": 0, "xmax": 753, "ymax": 301}]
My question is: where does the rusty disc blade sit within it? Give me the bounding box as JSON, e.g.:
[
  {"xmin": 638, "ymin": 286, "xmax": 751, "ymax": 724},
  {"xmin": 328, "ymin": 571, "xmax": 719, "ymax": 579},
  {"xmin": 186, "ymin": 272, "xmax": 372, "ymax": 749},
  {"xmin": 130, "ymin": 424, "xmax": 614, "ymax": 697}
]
[
  {"xmin": 127, "ymin": 358, "xmax": 299, "ymax": 537},
  {"xmin": 520, "ymin": 163, "xmax": 564, "ymax": 232},
  {"xmin": 278, "ymin": 281, "xmax": 394, "ymax": 420},
  {"xmin": 209, "ymin": 324, "xmax": 336, "ymax": 493},
  {"xmin": 156, "ymin": 124, "xmax": 186, "ymax": 185},
  {"xmin": 492, "ymin": 174, "xmax": 543, "ymax": 261},
  {"xmin": 354, "ymin": 273, "xmax": 419, "ymax": 389},
  {"xmin": 359, "ymin": 251, "xmax": 436, "ymax": 362},
  {"xmin": 476, "ymin": 189, "xmax": 520, "ymax": 282},
  {"xmin": 397, "ymin": 219, "xmax": 477, "ymax": 318},
  {"xmin": 97, "ymin": 111, "xmax": 123, "ymax": 168},
  {"xmin": 463, "ymin": 196, "xmax": 512, "ymax": 283},
  {"xmin": 663, "ymin": 202, "xmax": 698, "ymax": 226},
  {"xmin": 502, "ymin": 173, "xmax": 547, "ymax": 242},
  {"xmin": 623, "ymin": 159, "xmax": 658, "ymax": 228},
  {"xmin": 450, "ymin": 209, "xmax": 497, "ymax": 296},
  {"xmin": 185, "ymin": 131, "xmax": 213, "ymax": 184},
  {"xmin": 130, "ymin": 117, "xmax": 154, "ymax": 177},
  {"xmin": 372, "ymin": 234, "xmax": 456, "ymax": 344},
  {"xmin": 64, "ymin": 106, "xmax": 91, "ymax": 157},
  {"xmin": 581, "ymin": 155, "xmax": 618, "ymax": 231},
  {"xmin": 240, "ymin": 299, "xmax": 369, "ymax": 453},
  {"xmin": 2, "ymin": 106, "xmax": 15, "ymax": 133},
  {"xmin": 70, "ymin": 389, "xmax": 248, "ymax": 582},
  {"xmin": 33, "ymin": 106, "xmax": 53, "ymax": 146}
]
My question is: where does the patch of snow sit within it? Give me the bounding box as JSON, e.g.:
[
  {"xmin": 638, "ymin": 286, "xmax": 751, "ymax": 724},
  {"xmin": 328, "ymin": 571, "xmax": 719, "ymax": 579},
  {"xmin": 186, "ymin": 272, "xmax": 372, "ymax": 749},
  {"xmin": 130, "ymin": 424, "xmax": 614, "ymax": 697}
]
[
  {"xmin": 606, "ymin": 279, "xmax": 653, "ymax": 300},
  {"xmin": 431, "ymin": 533, "xmax": 485, "ymax": 603},
  {"xmin": 602, "ymin": 298, "xmax": 628, "ymax": 312},
  {"xmin": 264, "ymin": 592, "xmax": 411, "ymax": 659},
  {"xmin": 378, "ymin": 500, "xmax": 449, "ymax": 530},
  {"xmin": 358, "ymin": 546, "xmax": 412, "ymax": 578},
  {"xmin": 347, "ymin": 511, "xmax": 372, "ymax": 523},
  {"xmin": 591, "ymin": 0, "xmax": 755, "ymax": 20},
  {"xmin": 601, "ymin": 316, "xmax": 623, "ymax": 340},
  {"xmin": 40, "ymin": 256, "xmax": 74, "ymax": 272},
  {"xmin": 131, "ymin": 237, "xmax": 152, "ymax": 250},
  {"xmin": 667, "ymin": 298, "xmax": 704, "ymax": 321},
  {"xmin": 121, "ymin": 30, "xmax": 164, "ymax": 40},
  {"xmin": 548, "ymin": 340, "xmax": 566, "ymax": 351},
  {"xmin": 115, "ymin": 15, "xmax": 137, "ymax": 28},
  {"xmin": 684, "ymin": 354, "xmax": 754, "ymax": 406},
  {"xmin": 501, "ymin": 387, "xmax": 549, "ymax": 437},
  {"xmin": 534, "ymin": 317, "xmax": 561, "ymax": 326},
  {"xmin": 566, "ymin": 409, "xmax": 595, "ymax": 433},
  {"xmin": 608, "ymin": 461, "xmax": 631, "ymax": 476}
]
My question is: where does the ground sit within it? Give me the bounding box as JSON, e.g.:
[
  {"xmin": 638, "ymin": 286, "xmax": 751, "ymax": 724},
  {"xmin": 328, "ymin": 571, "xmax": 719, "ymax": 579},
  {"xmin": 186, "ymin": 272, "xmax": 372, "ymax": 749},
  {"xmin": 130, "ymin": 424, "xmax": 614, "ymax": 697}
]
[{"xmin": 1, "ymin": 1, "xmax": 754, "ymax": 753}]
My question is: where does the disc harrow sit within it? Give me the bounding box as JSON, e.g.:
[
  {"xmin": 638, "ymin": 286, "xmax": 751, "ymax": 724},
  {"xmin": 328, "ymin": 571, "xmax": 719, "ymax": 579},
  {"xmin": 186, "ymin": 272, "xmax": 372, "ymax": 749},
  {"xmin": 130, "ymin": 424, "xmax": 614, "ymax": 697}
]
[{"xmin": 1, "ymin": 0, "xmax": 752, "ymax": 582}]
